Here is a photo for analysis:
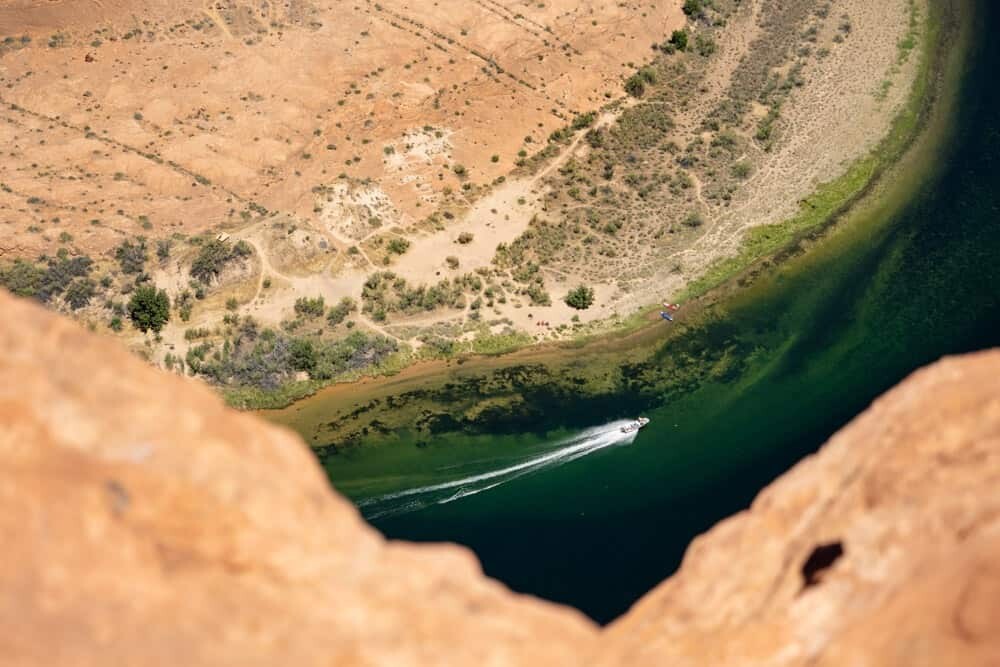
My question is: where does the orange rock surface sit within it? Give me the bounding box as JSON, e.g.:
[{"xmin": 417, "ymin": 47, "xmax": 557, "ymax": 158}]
[
  {"xmin": 0, "ymin": 290, "xmax": 596, "ymax": 665},
  {"xmin": 599, "ymin": 349, "xmax": 1000, "ymax": 666},
  {"xmin": 1, "ymin": 288, "xmax": 998, "ymax": 665}
]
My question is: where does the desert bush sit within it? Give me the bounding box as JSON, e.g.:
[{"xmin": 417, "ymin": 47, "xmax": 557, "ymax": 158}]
[
  {"xmin": 294, "ymin": 295, "xmax": 326, "ymax": 318},
  {"xmin": 289, "ymin": 338, "xmax": 317, "ymax": 372},
  {"xmin": 695, "ymin": 34, "xmax": 717, "ymax": 57},
  {"xmin": 683, "ymin": 211, "xmax": 705, "ymax": 228},
  {"xmin": 0, "ymin": 259, "xmax": 43, "ymax": 297},
  {"xmin": 190, "ymin": 328, "xmax": 397, "ymax": 390},
  {"xmin": 625, "ymin": 73, "xmax": 647, "ymax": 98},
  {"xmin": 669, "ymin": 29, "xmax": 689, "ymax": 51},
  {"xmin": 564, "ymin": 285, "xmax": 595, "ymax": 309},
  {"xmin": 326, "ymin": 297, "xmax": 357, "ymax": 326},
  {"xmin": 128, "ymin": 285, "xmax": 170, "ymax": 333},
  {"xmin": 115, "ymin": 237, "xmax": 148, "ymax": 275},
  {"xmin": 64, "ymin": 278, "xmax": 96, "ymax": 310},
  {"xmin": 387, "ymin": 238, "xmax": 411, "ymax": 255},
  {"xmin": 526, "ymin": 283, "xmax": 551, "ymax": 306},
  {"xmin": 190, "ymin": 238, "xmax": 252, "ymax": 285},
  {"xmin": 731, "ymin": 161, "xmax": 753, "ymax": 179},
  {"xmin": 682, "ymin": 0, "xmax": 704, "ymax": 17},
  {"xmin": 571, "ymin": 112, "xmax": 597, "ymax": 131},
  {"xmin": 156, "ymin": 239, "xmax": 172, "ymax": 262}
]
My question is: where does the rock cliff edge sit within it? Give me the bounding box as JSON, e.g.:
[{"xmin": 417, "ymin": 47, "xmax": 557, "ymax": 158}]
[{"xmin": 1, "ymin": 291, "xmax": 997, "ymax": 665}]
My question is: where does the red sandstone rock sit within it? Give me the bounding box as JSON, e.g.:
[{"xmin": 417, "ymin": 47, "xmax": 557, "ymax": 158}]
[
  {"xmin": 0, "ymin": 292, "xmax": 596, "ymax": 665},
  {"xmin": 1, "ymin": 290, "xmax": 998, "ymax": 665},
  {"xmin": 598, "ymin": 350, "xmax": 1000, "ymax": 666}
]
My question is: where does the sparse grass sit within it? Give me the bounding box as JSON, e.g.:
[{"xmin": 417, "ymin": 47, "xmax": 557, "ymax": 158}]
[{"xmin": 682, "ymin": 5, "xmax": 936, "ymax": 300}]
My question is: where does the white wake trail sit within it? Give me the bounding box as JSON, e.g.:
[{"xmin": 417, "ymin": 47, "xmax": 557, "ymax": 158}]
[{"xmin": 359, "ymin": 420, "xmax": 638, "ymax": 520}]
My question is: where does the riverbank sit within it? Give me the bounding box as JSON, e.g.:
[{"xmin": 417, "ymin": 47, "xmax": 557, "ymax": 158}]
[
  {"xmin": 251, "ymin": 0, "xmax": 944, "ymax": 414},
  {"xmin": 265, "ymin": 0, "xmax": 1000, "ymax": 623}
]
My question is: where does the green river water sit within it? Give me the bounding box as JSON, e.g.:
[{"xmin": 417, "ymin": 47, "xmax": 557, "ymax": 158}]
[{"xmin": 267, "ymin": 0, "xmax": 999, "ymax": 624}]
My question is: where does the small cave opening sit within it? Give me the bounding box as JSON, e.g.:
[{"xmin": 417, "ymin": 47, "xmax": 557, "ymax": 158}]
[{"xmin": 800, "ymin": 541, "xmax": 845, "ymax": 589}]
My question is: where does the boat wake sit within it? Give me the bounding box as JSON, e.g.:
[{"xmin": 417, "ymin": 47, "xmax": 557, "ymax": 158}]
[{"xmin": 357, "ymin": 420, "xmax": 639, "ymax": 520}]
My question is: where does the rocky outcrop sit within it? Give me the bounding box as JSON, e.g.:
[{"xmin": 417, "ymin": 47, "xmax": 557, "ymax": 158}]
[
  {"xmin": 1, "ymin": 288, "xmax": 998, "ymax": 665},
  {"xmin": 0, "ymin": 291, "xmax": 596, "ymax": 666},
  {"xmin": 598, "ymin": 349, "xmax": 1000, "ymax": 666}
]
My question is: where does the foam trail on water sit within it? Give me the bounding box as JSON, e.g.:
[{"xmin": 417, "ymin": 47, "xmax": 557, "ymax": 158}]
[{"xmin": 359, "ymin": 420, "xmax": 638, "ymax": 520}]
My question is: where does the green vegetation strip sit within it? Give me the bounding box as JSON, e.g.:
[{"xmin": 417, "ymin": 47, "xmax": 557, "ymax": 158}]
[
  {"xmin": 244, "ymin": 2, "xmax": 942, "ymax": 410},
  {"xmin": 681, "ymin": 3, "xmax": 935, "ymax": 301}
]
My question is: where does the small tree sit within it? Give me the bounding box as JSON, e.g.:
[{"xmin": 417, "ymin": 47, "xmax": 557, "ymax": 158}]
[
  {"xmin": 156, "ymin": 239, "xmax": 172, "ymax": 262},
  {"xmin": 669, "ymin": 29, "xmax": 689, "ymax": 51},
  {"xmin": 289, "ymin": 338, "xmax": 317, "ymax": 372},
  {"xmin": 682, "ymin": 0, "xmax": 703, "ymax": 17},
  {"xmin": 387, "ymin": 238, "xmax": 411, "ymax": 255},
  {"xmin": 695, "ymin": 33, "xmax": 717, "ymax": 57},
  {"xmin": 115, "ymin": 237, "xmax": 148, "ymax": 275},
  {"xmin": 683, "ymin": 211, "xmax": 704, "ymax": 228},
  {"xmin": 294, "ymin": 295, "xmax": 326, "ymax": 318},
  {"xmin": 326, "ymin": 297, "xmax": 357, "ymax": 326},
  {"xmin": 0, "ymin": 259, "xmax": 43, "ymax": 298},
  {"xmin": 64, "ymin": 278, "xmax": 96, "ymax": 310},
  {"xmin": 564, "ymin": 285, "xmax": 595, "ymax": 310},
  {"xmin": 128, "ymin": 285, "xmax": 170, "ymax": 333},
  {"xmin": 625, "ymin": 74, "xmax": 646, "ymax": 98},
  {"xmin": 731, "ymin": 161, "xmax": 753, "ymax": 179}
]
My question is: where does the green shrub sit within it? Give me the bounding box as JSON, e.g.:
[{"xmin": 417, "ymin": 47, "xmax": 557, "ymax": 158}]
[
  {"xmin": 326, "ymin": 297, "xmax": 357, "ymax": 326},
  {"xmin": 294, "ymin": 295, "xmax": 326, "ymax": 318},
  {"xmin": 731, "ymin": 161, "xmax": 753, "ymax": 179},
  {"xmin": 682, "ymin": 0, "xmax": 704, "ymax": 17},
  {"xmin": 526, "ymin": 283, "xmax": 551, "ymax": 306},
  {"xmin": 571, "ymin": 112, "xmax": 597, "ymax": 131},
  {"xmin": 156, "ymin": 239, "xmax": 172, "ymax": 261},
  {"xmin": 669, "ymin": 29, "xmax": 689, "ymax": 51},
  {"xmin": 683, "ymin": 211, "xmax": 705, "ymax": 228},
  {"xmin": 0, "ymin": 259, "xmax": 43, "ymax": 297},
  {"xmin": 696, "ymin": 34, "xmax": 717, "ymax": 57},
  {"xmin": 289, "ymin": 338, "xmax": 317, "ymax": 372},
  {"xmin": 564, "ymin": 285, "xmax": 595, "ymax": 310},
  {"xmin": 387, "ymin": 237, "xmax": 411, "ymax": 255},
  {"xmin": 625, "ymin": 74, "xmax": 646, "ymax": 98},
  {"xmin": 128, "ymin": 285, "xmax": 170, "ymax": 333},
  {"xmin": 64, "ymin": 278, "xmax": 96, "ymax": 310},
  {"xmin": 190, "ymin": 238, "xmax": 252, "ymax": 285},
  {"xmin": 115, "ymin": 237, "xmax": 148, "ymax": 275}
]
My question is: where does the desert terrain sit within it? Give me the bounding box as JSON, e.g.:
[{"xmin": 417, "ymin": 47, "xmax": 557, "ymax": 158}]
[{"xmin": 0, "ymin": 0, "xmax": 923, "ymax": 397}]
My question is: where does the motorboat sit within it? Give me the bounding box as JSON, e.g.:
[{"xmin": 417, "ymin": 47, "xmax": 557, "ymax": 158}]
[{"xmin": 621, "ymin": 417, "xmax": 650, "ymax": 434}]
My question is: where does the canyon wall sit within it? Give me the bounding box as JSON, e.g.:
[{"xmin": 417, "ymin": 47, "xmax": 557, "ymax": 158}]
[{"xmin": 1, "ymin": 289, "xmax": 997, "ymax": 665}]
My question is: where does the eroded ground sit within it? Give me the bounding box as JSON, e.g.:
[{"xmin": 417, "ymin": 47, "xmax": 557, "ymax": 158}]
[{"xmin": 0, "ymin": 0, "xmax": 923, "ymax": 398}]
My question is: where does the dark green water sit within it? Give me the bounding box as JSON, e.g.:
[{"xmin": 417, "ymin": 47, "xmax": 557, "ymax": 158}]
[{"xmin": 276, "ymin": 0, "xmax": 999, "ymax": 624}]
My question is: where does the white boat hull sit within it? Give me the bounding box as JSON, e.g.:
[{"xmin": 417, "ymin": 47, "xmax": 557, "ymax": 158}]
[{"xmin": 620, "ymin": 417, "xmax": 650, "ymax": 434}]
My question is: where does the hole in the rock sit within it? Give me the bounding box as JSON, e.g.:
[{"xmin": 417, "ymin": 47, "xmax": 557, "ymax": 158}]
[{"xmin": 801, "ymin": 541, "xmax": 845, "ymax": 589}]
